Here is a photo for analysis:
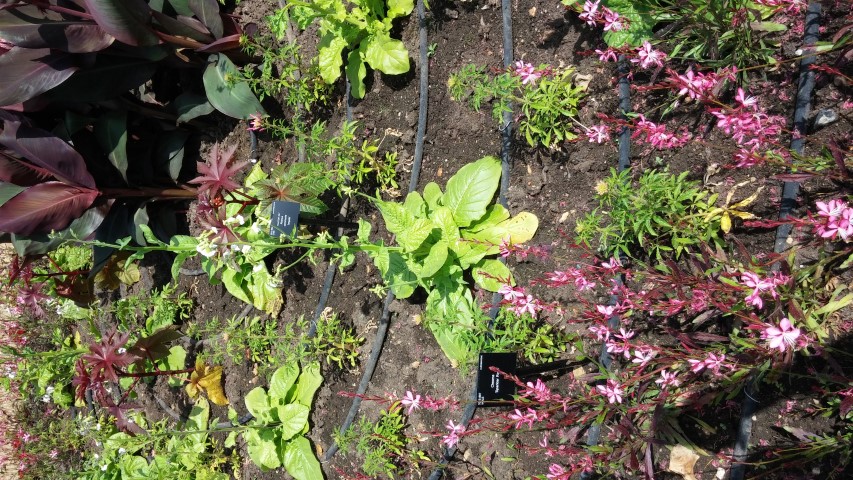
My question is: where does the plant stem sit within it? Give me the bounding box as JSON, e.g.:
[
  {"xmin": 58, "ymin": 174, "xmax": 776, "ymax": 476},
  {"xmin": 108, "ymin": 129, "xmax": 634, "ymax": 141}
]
[
  {"xmin": 99, "ymin": 187, "xmax": 198, "ymax": 200},
  {"xmin": 119, "ymin": 367, "xmax": 195, "ymax": 379}
]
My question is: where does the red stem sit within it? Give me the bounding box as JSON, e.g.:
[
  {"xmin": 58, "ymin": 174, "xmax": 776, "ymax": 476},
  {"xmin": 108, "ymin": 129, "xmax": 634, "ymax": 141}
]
[{"xmin": 99, "ymin": 187, "xmax": 198, "ymax": 200}]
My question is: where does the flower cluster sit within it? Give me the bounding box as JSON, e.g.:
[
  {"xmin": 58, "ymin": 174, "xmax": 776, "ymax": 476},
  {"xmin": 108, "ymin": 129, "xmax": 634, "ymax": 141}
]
[
  {"xmin": 630, "ymin": 41, "xmax": 667, "ymax": 69},
  {"xmin": 442, "ymin": 420, "xmax": 466, "ymax": 448},
  {"xmin": 498, "ymin": 285, "xmax": 544, "ymax": 317},
  {"xmin": 709, "ymin": 88, "xmax": 784, "ymax": 149},
  {"xmin": 739, "ymin": 271, "xmax": 788, "ymax": 309},
  {"xmin": 513, "ymin": 61, "xmax": 545, "ymax": 85},
  {"xmin": 578, "ymin": 0, "xmax": 626, "ymax": 32},
  {"xmin": 595, "ymin": 378, "xmax": 624, "ymax": 404},
  {"xmin": 631, "ymin": 114, "xmax": 692, "ymax": 149},
  {"xmin": 811, "ymin": 199, "xmax": 853, "ymax": 241},
  {"xmin": 400, "ymin": 390, "xmax": 460, "ymax": 415}
]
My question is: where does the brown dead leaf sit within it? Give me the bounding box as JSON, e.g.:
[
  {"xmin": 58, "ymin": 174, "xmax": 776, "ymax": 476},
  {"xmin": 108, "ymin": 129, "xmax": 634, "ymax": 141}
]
[
  {"xmin": 186, "ymin": 359, "xmax": 229, "ymax": 406},
  {"xmin": 668, "ymin": 445, "xmax": 700, "ymax": 480}
]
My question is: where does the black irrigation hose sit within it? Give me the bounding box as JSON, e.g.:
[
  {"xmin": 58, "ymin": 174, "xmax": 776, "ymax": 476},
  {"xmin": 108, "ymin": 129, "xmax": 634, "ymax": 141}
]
[
  {"xmin": 578, "ymin": 55, "xmax": 632, "ymax": 480},
  {"xmin": 426, "ymin": 1, "xmax": 515, "ymax": 478},
  {"xmin": 729, "ymin": 4, "xmax": 821, "ymax": 480},
  {"xmin": 322, "ymin": 0, "xmax": 432, "ymax": 462}
]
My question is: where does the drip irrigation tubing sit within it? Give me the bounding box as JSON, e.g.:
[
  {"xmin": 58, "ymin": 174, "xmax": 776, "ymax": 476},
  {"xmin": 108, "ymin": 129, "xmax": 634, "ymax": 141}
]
[
  {"xmin": 321, "ymin": 0, "xmax": 431, "ymax": 462},
  {"xmin": 425, "ymin": 1, "xmax": 514, "ymax": 478},
  {"xmin": 578, "ymin": 54, "xmax": 632, "ymax": 480},
  {"xmin": 729, "ymin": 4, "xmax": 821, "ymax": 480}
]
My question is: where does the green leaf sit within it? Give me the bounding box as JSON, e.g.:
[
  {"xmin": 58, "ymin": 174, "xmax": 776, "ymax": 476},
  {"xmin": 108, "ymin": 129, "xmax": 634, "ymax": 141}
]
[
  {"xmin": 364, "ymin": 36, "xmax": 409, "ymax": 75},
  {"xmin": 814, "ymin": 293, "xmax": 853, "ymax": 316},
  {"xmin": 277, "ymin": 404, "xmax": 310, "ymax": 441},
  {"xmin": 282, "ymin": 436, "xmax": 323, "ymax": 480},
  {"xmin": 203, "ymin": 53, "xmax": 266, "ymax": 119},
  {"xmin": 420, "ymin": 240, "xmax": 449, "ymax": 278},
  {"xmin": 751, "ymin": 21, "xmax": 787, "ymax": 32},
  {"xmin": 423, "ymin": 182, "xmax": 442, "ymax": 210},
  {"xmin": 386, "ymin": 251, "xmax": 416, "ymax": 298},
  {"xmin": 467, "ymin": 204, "xmax": 510, "ymax": 232},
  {"xmin": 94, "ymin": 110, "xmax": 128, "ymax": 182},
  {"xmin": 221, "ymin": 268, "xmax": 251, "ymax": 305},
  {"xmin": 357, "ymin": 218, "xmax": 372, "ymax": 243},
  {"xmin": 398, "ymin": 218, "xmax": 434, "ymax": 251},
  {"xmin": 246, "ymin": 428, "xmax": 281, "ymax": 470},
  {"xmin": 269, "ymin": 363, "xmax": 299, "ymax": 401},
  {"xmin": 441, "ymin": 156, "xmax": 501, "ymax": 227},
  {"xmin": 155, "ymin": 131, "xmax": 189, "ymax": 182},
  {"xmin": 403, "ymin": 191, "xmax": 426, "ymax": 218},
  {"xmin": 386, "ymin": 0, "xmax": 414, "ymax": 19},
  {"xmin": 376, "ymin": 200, "xmax": 413, "ymax": 235},
  {"xmin": 293, "ymin": 361, "xmax": 323, "ymax": 408},
  {"xmin": 317, "ymin": 34, "xmax": 348, "ymax": 84},
  {"xmin": 463, "ymin": 212, "xmax": 539, "ymax": 247},
  {"xmin": 346, "ymin": 47, "xmax": 367, "ymax": 99},
  {"xmin": 472, "ymin": 258, "xmax": 512, "ymax": 292},
  {"xmin": 172, "ymin": 93, "xmax": 215, "ymax": 124},
  {"xmin": 244, "ymin": 386, "xmax": 271, "ymax": 420},
  {"xmin": 161, "ymin": 345, "xmax": 187, "ymax": 387},
  {"xmin": 0, "ymin": 184, "xmax": 25, "ymax": 208}
]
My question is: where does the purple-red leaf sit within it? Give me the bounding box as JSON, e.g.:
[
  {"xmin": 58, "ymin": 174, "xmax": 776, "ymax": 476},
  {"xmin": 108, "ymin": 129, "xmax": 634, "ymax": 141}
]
[
  {"xmin": 0, "ymin": 47, "xmax": 77, "ymax": 106},
  {"xmin": 0, "ymin": 112, "xmax": 96, "ymax": 188},
  {"xmin": 0, "ymin": 150, "xmax": 51, "ymax": 185},
  {"xmin": 82, "ymin": 0, "xmax": 158, "ymax": 47},
  {"xmin": 0, "ymin": 181, "xmax": 98, "ymax": 235},
  {"xmin": 195, "ymin": 33, "xmax": 241, "ymax": 53},
  {"xmin": 0, "ymin": 7, "xmax": 114, "ymax": 52},
  {"xmin": 188, "ymin": 143, "xmax": 247, "ymax": 199}
]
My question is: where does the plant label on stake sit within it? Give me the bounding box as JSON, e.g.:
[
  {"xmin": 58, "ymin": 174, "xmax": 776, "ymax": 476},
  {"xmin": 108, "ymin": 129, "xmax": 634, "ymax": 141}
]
[
  {"xmin": 476, "ymin": 352, "xmax": 517, "ymax": 406},
  {"xmin": 269, "ymin": 201, "xmax": 301, "ymax": 238}
]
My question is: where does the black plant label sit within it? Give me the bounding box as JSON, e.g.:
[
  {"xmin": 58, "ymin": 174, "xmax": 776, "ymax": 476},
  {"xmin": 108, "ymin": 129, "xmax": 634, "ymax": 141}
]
[
  {"xmin": 269, "ymin": 201, "xmax": 301, "ymax": 238},
  {"xmin": 476, "ymin": 352, "xmax": 517, "ymax": 406}
]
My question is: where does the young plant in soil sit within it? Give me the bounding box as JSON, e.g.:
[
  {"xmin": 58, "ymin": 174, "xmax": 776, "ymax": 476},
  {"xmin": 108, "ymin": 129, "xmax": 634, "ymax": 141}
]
[{"xmin": 449, "ymin": 62, "xmax": 587, "ymax": 148}]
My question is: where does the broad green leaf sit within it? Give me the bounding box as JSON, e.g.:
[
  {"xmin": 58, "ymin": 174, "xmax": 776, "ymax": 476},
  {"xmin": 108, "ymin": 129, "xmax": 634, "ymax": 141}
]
[
  {"xmin": 420, "ymin": 240, "xmax": 448, "ymax": 278},
  {"xmin": 293, "ymin": 361, "xmax": 323, "ymax": 408},
  {"xmin": 386, "ymin": 0, "xmax": 414, "ymax": 19},
  {"xmin": 172, "ymin": 93, "xmax": 215, "ymax": 124},
  {"xmin": 346, "ymin": 47, "xmax": 367, "ymax": 99},
  {"xmin": 221, "ymin": 268, "xmax": 251, "ymax": 305},
  {"xmin": 387, "ymin": 251, "xmax": 416, "ymax": 298},
  {"xmin": 246, "ymin": 268, "xmax": 283, "ymax": 316},
  {"xmin": 364, "ymin": 36, "xmax": 409, "ymax": 75},
  {"xmin": 244, "ymin": 163, "xmax": 268, "ymax": 188},
  {"xmin": 276, "ymin": 404, "xmax": 310, "ymax": 441},
  {"xmin": 442, "ymin": 157, "xmax": 501, "ymax": 227},
  {"xmin": 463, "ymin": 212, "xmax": 539, "ymax": 247},
  {"xmin": 467, "ymin": 204, "xmax": 510, "ymax": 233},
  {"xmin": 83, "ymin": 0, "xmax": 159, "ymax": 46},
  {"xmin": 376, "ymin": 200, "xmax": 413, "ymax": 235},
  {"xmin": 282, "ymin": 436, "xmax": 323, "ymax": 480},
  {"xmin": 94, "ymin": 111, "xmax": 128, "ymax": 182},
  {"xmin": 398, "ymin": 218, "xmax": 434, "ymax": 251},
  {"xmin": 601, "ymin": 0, "xmax": 655, "ymax": 47},
  {"xmin": 119, "ymin": 455, "xmax": 149, "ymax": 480},
  {"xmin": 403, "ymin": 191, "xmax": 426, "ymax": 217},
  {"xmin": 244, "ymin": 386, "xmax": 271, "ymax": 420},
  {"xmin": 431, "ymin": 206, "xmax": 460, "ymax": 241},
  {"xmin": 183, "ymin": 398, "xmax": 210, "ymax": 465},
  {"xmin": 246, "ymin": 428, "xmax": 281, "ymax": 470},
  {"xmin": 814, "ymin": 293, "xmax": 853, "ymax": 315},
  {"xmin": 472, "ymin": 258, "xmax": 512, "ymax": 292},
  {"xmin": 423, "ymin": 182, "xmax": 442, "ymax": 210},
  {"xmin": 317, "ymin": 34, "xmax": 348, "ymax": 84},
  {"xmin": 162, "ymin": 345, "xmax": 187, "ymax": 387},
  {"xmin": 269, "ymin": 363, "xmax": 299, "ymax": 401},
  {"xmin": 751, "ymin": 21, "xmax": 787, "ymax": 32},
  {"xmin": 155, "ymin": 131, "xmax": 189, "ymax": 182},
  {"xmin": 357, "ymin": 218, "xmax": 372, "ymax": 243},
  {"xmin": 203, "ymin": 53, "xmax": 266, "ymax": 119}
]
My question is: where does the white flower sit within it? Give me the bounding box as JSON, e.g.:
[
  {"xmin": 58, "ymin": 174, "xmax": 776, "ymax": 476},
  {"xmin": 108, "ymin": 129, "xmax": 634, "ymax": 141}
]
[
  {"xmin": 117, "ymin": 448, "xmax": 126, "ymax": 455},
  {"xmin": 252, "ymin": 263, "xmax": 265, "ymax": 273},
  {"xmin": 101, "ymin": 464, "xmax": 108, "ymax": 471},
  {"xmin": 249, "ymin": 222, "xmax": 262, "ymax": 235},
  {"xmin": 196, "ymin": 242, "xmax": 218, "ymax": 258},
  {"xmin": 116, "ymin": 348, "xmax": 126, "ymax": 355}
]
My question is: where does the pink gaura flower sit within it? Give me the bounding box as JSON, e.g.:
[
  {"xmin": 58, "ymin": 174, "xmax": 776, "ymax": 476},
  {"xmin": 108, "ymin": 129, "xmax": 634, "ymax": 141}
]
[
  {"xmin": 595, "ymin": 48, "xmax": 618, "ymax": 63},
  {"xmin": 632, "ymin": 41, "xmax": 666, "ymax": 69},
  {"xmin": 523, "ymin": 378, "xmax": 552, "ymax": 402},
  {"xmin": 442, "ymin": 420, "xmax": 466, "ymax": 448},
  {"xmin": 586, "ymin": 124, "xmax": 611, "ymax": 143},
  {"xmin": 401, "ymin": 390, "xmax": 421, "ymax": 414},
  {"xmin": 578, "ymin": 0, "xmax": 600, "ymax": 26},
  {"xmin": 596, "ymin": 304, "xmax": 616, "ymax": 317},
  {"xmin": 514, "ymin": 61, "xmax": 542, "ymax": 85},
  {"xmin": 656, "ymin": 370, "xmax": 681, "ymax": 389},
  {"xmin": 547, "ymin": 463, "xmax": 571, "ymax": 480},
  {"xmin": 601, "ymin": 8, "xmax": 624, "ymax": 31},
  {"xmin": 816, "ymin": 199, "xmax": 847, "ymax": 219},
  {"xmin": 596, "ymin": 379, "xmax": 624, "ymax": 404},
  {"xmin": 631, "ymin": 347, "xmax": 656, "ymax": 366},
  {"xmin": 247, "ymin": 113, "xmax": 265, "ymax": 132},
  {"xmin": 499, "ymin": 284, "xmax": 525, "ymax": 302},
  {"xmin": 588, "ymin": 324, "xmax": 611, "ymax": 341},
  {"xmin": 762, "ymin": 317, "xmax": 801, "ymax": 352}
]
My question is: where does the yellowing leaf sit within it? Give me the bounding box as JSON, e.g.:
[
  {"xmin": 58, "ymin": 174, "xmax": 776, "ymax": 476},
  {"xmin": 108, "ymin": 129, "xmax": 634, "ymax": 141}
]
[
  {"xmin": 668, "ymin": 444, "xmax": 700, "ymax": 480},
  {"xmin": 720, "ymin": 213, "xmax": 732, "ymax": 234},
  {"xmin": 186, "ymin": 360, "xmax": 229, "ymax": 406}
]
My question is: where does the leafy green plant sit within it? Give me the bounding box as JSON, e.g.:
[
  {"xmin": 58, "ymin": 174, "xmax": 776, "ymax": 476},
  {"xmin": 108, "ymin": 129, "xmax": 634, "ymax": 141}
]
[
  {"xmin": 449, "ymin": 64, "xmax": 586, "ymax": 148},
  {"xmin": 113, "ymin": 282, "xmax": 193, "ymax": 334},
  {"xmin": 233, "ymin": 362, "xmax": 324, "ymax": 479},
  {"xmin": 365, "ymin": 156, "xmax": 538, "ymax": 365},
  {"xmin": 286, "ymin": 0, "xmax": 415, "ymax": 98},
  {"xmin": 574, "ymin": 168, "xmax": 722, "ymax": 262},
  {"xmin": 334, "ymin": 401, "xmax": 429, "ymax": 478},
  {"xmin": 310, "ymin": 308, "xmax": 364, "ymax": 370}
]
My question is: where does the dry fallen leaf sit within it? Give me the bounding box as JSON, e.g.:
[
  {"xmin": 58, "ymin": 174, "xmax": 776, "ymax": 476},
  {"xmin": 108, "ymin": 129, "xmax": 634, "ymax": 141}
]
[
  {"xmin": 186, "ymin": 360, "xmax": 229, "ymax": 406},
  {"xmin": 669, "ymin": 444, "xmax": 700, "ymax": 480}
]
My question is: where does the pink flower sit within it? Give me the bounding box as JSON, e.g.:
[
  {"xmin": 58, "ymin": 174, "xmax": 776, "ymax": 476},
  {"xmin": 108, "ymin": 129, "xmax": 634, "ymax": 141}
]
[
  {"xmin": 523, "ymin": 378, "xmax": 552, "ymax": 402},
  {"xmin": 510, "ymin": 408, "xmax": 546, "ymax": 429},
  {"xmin": 816, "ymin": 199, "xmax": 847, "ymax": 219},
  {"xmin": 586, "ymin": 124, "xmax": 611, "ymax": 143},
  {"xmin": 442, "ymin": 420, "xmax": 466, "ymax": 448},
  {"xmin": 401, "ymin": 391, "xmax": 421, "ymax": 414},
  {"xmin": 578, "ymin": 0, "xmax": 600, "ymax": 26},
  {"xmin": 601, "ymin": 8, "xmax": 624, "ymax": 31},
  {"xmin": 762, "ymin": 317, "xmax": 801, "ymax": 352},
  {"xmin": 247, "ymin": 113, "xmax": 265, "ymax": 132},
  {"xmin": 656, "ymin": 370, "xmax": 680, "ymax": 389},
  {"xmin": 509, "ymin": 294, "xmax": 539, "ymax": 317},
  {"xmin": 596, "ymin": 379, "xmax": 624, "ymax": 404},
  {"xmin": 596, "ymin": 304, "xmax": 616, "ymax": 317},
  {"xmin": 588, "ymin": 324, "xmax": 611, "ymax": 341},
  {"xmin": 547, "ymin": 464, "xmax": 571, "ymax": 480},
  {"xmin": 734, "ymin": 88, "xmax": 757, "ymax": 109},
  {"xmin": 631, "ymin": 347, "xmax": 656, "ymax": 366},
  {"xmin": 499, "ymin": 284, "xmax": 525, "ymax": 302},
  {"xmin": 595, "ymin": 48, "xmax": 618, "ymax": 63},
  {"xmin": 632, "ymin": 41, "xmax": 666, "ymax": 69},
  {"xmin": 514, "ymin": 61, "xmax": 542, "ymax": 85}
]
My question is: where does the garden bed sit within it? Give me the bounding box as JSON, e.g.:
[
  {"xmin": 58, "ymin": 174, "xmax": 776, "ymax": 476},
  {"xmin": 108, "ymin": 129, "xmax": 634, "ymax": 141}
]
[{"xmin": 2, "ymin": 0, "xmax": 852, "ymax": 479}]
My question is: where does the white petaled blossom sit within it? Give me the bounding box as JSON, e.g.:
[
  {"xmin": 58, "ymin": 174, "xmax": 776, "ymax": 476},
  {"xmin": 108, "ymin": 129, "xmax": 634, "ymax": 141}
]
[
  {"xmin": 249, "ymin": 222, "xmax": 262, "ymax": 235},
  {"xmin": 224, "ymin": 214, "xmax": 246, "ymax": 226},
  {"xmin": 252, "ymin": 263, "xmax": 265, "ymax": 273},
  {"xmin": 196, "ymin": 240, "xmax": 218, "ymax": 258}
]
